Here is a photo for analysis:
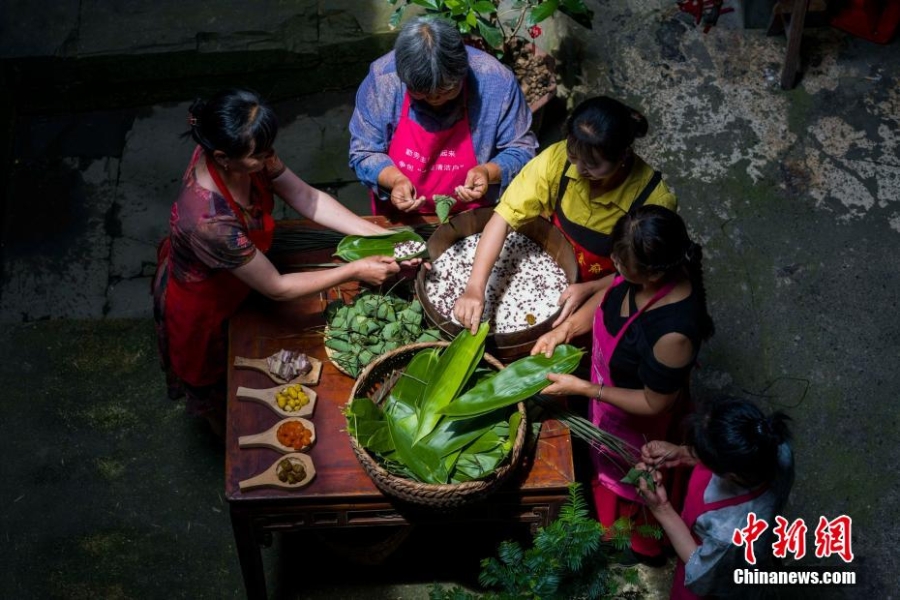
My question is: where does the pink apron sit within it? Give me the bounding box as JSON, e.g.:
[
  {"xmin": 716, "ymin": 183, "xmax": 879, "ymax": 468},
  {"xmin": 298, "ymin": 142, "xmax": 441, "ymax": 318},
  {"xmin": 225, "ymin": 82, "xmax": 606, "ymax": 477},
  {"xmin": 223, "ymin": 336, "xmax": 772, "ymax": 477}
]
[
  {"xmin": 588, "ymin": 276, "xmax": 678, "ymax": 503},
  {"xmin": 371, "ymin": 89, "xmax": 488, "ymax": 217},
  {"xmin": 672, "ymin": 464, "xmax": 770, "ymax": 599}
]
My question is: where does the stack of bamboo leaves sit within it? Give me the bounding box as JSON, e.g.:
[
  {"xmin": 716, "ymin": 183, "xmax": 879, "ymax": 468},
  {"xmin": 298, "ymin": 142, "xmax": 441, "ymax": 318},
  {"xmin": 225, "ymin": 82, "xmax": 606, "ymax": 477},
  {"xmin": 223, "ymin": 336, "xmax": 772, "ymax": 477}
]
[{"xmin": 344, "ymin": 323, "xmax": 585, "ymax": 485}]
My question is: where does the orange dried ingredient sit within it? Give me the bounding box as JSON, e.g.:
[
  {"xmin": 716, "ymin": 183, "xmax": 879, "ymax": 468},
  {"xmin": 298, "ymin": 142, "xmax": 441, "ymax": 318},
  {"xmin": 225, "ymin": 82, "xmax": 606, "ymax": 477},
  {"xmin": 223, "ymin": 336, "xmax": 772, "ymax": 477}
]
[{"xmin": 277, "ymin": 420, "xmax": 313, "ymax": 450}]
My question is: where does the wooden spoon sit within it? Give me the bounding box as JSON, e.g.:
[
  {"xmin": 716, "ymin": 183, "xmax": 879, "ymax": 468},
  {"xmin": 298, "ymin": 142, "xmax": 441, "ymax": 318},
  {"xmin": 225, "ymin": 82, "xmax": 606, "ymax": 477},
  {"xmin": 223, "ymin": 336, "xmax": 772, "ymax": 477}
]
[
  {"xmin": 235, "ymin": 383, "xmax": 317, "ymax": 418},
  {"xmin": 233, "ymin": 353, "xmax": 323, "ymax": 385},
  {"xmin": 238, "ymin": 453, "xmax": 316, "ymax": 492},
  {"xmin": 238, "ymin": 417, "xmax": 317, "ymax": 454}
]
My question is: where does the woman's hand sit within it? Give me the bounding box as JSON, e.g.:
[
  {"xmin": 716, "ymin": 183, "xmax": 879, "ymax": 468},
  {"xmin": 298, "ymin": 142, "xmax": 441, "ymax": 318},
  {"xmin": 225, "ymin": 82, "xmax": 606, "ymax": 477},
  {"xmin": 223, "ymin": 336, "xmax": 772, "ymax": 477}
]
[
  {"xmin": 455, "ymin": 165, "xmax": 491, "ymax": 203},
  {"xmin": 390, "ymin": 174, "xmax": 425, "ymax": 212},
  {"xmin": 352, "ymin": 255, "xmax": 401, "ymax": 285},
  {"xmin": 541, "ymin": 372, "xmax": 593, "ymax": 397},
  {"xmin": 640, "ymin": 440, "xmax": 694, "ymax": 469},
  {"xmin": 635, "ymin": 465, "xmax": 669, "ymax": 510},
  {"xmin": 530, "ymin": 323, "xmax": 571, "ymax": 358},
  {"xmin": 554, "ymin": 282, "xmax": 596, "ymax": 327},
  {"xmin": 453, "ymin": 289, "xmax": 485, "ymax": 335}
]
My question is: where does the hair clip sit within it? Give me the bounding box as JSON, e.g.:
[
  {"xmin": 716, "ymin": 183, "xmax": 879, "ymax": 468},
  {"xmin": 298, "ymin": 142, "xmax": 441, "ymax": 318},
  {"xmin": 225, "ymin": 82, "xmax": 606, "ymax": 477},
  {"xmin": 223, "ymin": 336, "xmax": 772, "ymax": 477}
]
[{"xmin": 187, "ymin": 115, "xmax": 198, "ymax": 127}]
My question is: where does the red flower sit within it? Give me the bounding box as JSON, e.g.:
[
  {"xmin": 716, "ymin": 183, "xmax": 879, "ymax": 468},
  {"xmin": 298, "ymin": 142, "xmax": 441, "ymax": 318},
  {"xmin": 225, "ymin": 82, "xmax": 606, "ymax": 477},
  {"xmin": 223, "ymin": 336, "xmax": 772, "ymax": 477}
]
[{"xmin": 528, "ymin": 25, "xmax": 543, "ymax": 39}]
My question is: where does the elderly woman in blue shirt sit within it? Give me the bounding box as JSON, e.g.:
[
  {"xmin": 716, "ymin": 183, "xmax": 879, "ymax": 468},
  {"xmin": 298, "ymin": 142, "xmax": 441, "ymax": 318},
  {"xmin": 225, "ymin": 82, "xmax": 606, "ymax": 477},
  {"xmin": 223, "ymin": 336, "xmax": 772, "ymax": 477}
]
[{"xmin": 349, "ymin": 16, "xmax": 538, "ymax": 218}]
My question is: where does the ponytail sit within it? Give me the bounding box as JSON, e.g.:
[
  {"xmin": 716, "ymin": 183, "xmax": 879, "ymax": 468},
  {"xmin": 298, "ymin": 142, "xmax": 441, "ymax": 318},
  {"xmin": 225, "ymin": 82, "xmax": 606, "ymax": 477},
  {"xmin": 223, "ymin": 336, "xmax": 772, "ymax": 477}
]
[
  {"xmin": 684, "ymin": 241, "xmax": 715, "ymax": 340},
  {"xmin": 688, "ymin": 397, "xmax": 793, "ymax": 491}
]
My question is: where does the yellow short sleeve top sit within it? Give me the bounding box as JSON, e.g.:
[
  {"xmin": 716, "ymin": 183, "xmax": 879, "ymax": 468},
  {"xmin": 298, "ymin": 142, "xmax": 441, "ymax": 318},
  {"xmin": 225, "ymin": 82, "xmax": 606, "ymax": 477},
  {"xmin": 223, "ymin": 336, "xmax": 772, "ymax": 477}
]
[{"xmin": 494, "ymin": 141, "xmax": 677, "ymax": 233}]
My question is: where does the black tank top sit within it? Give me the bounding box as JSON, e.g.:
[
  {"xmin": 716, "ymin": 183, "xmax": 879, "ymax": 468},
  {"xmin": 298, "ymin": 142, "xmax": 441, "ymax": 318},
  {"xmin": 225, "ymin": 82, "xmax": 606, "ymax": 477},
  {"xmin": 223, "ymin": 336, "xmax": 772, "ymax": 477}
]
[{"xmin": 602, "ymin": 281, "xmax": 701, "ymax": 393}]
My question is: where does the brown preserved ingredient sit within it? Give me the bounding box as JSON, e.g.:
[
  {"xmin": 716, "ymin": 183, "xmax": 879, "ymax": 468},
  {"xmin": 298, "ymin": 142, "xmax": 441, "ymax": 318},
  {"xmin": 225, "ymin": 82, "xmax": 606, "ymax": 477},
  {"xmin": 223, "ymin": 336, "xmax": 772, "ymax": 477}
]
[{"xmin": 276, "ymin": 457, "xmax": 307, "ymax": 484}]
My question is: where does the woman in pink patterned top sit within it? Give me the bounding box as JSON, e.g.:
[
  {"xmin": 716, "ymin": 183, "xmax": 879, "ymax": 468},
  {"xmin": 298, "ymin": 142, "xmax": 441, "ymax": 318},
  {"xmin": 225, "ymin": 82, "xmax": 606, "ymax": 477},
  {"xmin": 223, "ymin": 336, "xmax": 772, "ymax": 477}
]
[{"xmin": 153, "ymin": 88, "xmax": 409, "ymax": 436}]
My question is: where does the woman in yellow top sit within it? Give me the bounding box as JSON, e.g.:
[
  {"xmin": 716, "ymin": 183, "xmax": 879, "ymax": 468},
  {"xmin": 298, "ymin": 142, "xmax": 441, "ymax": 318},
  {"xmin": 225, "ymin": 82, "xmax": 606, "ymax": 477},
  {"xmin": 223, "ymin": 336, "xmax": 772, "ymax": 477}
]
[{"xmin": 454, "ymin": 96, "xmax": 677, "ymax": 333}]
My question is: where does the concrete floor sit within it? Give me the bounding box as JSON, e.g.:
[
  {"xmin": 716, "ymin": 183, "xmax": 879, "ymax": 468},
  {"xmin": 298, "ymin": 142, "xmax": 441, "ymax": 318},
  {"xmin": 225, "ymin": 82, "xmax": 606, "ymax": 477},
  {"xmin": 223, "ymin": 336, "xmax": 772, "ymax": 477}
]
[{"xmin": 1, "ymin": 0, "xmax": 898, "ymax": 598}]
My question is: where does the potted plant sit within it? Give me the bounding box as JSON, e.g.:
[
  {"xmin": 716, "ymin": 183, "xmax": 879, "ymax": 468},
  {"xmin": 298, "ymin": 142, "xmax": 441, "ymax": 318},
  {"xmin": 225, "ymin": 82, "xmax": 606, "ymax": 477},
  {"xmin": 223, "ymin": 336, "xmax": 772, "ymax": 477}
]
[
  {"xmin": 385, "ymin": 0, "xmax": 594, "ymax": 112},
  {"xmin": 428, "ymin": 483, "xmax": 650, "ymax": 600}
]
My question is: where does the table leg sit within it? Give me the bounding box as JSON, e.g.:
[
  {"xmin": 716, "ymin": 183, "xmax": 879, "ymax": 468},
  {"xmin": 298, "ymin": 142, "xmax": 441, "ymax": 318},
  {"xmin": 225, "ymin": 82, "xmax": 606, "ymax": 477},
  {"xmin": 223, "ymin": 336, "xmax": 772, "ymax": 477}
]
[{"xmin": 231, "ymin": 506, "xmax": 267, "ymax": 600}]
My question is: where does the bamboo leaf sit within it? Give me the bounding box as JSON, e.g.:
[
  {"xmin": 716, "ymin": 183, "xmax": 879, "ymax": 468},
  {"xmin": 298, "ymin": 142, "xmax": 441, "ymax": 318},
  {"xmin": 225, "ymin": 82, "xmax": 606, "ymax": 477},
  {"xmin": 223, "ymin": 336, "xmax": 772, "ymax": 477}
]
[
  {"xmin": 386, "ymin": 406, "xmax": 449, "ymax": 483},
  {"xmin": 421, "ymin": 408, "xmax": 509, "ymax": 458},
  {"xmin": 344, "ymin": 397, "xmax": 384, "ymax": 441},
  {"xmin": 344, "ymin": 397, "xmax": 396, "ymax": 453},
  {"xmin": 414, "ymin": 323, "xmax": 490, "ymax": 444},
  {"xmin": 388, "ymin": 347, "xmax": 441, "ymax": 411},
  {"xmin": 333, "ymin": 230, "xmax": 425, "ymax": 261},
  {"xmin": 365, "ymin": 424, "xmax": 395, "ymax": 453},
  {"xmin": 452, "ymin": 428, "xmax": 507, "ymax": 482},
  {"xmin": 434, "ymin": 194, "xmax": 457, "ymax": 224},
  {"xmin": 620, "ymin": 467, "xmax": 656, "ymax": 492},
  {"xmin": 359, "ymin": 347, "xmax": 449, "ymax": 483},
  {"xmin": 439, "ymin": 345, "xmax": 585, "ymax": 418}
]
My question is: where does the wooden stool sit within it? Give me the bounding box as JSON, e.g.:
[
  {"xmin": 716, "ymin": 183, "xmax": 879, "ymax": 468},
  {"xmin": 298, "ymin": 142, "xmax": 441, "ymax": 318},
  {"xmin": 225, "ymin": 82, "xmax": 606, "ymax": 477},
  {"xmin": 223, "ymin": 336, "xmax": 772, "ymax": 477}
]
[{"xmin": 768, "ymin": 0, "xmax": 829, "ymax": 89}]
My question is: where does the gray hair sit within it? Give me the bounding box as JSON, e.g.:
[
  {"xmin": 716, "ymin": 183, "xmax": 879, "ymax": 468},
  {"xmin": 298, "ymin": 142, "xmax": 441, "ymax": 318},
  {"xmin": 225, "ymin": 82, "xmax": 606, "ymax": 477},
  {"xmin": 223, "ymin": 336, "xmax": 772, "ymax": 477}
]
[{"xmin": 394, "ymin": 16, "xmax": 468, "ymax": 95}]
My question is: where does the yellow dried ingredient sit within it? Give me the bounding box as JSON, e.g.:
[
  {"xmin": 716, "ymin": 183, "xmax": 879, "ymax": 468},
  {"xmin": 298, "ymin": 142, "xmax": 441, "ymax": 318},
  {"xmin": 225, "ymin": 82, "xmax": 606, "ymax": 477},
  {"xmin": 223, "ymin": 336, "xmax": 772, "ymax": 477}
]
[{"xmin": 275, "ymin": 384, "xmax": 310, "ymax": 411}]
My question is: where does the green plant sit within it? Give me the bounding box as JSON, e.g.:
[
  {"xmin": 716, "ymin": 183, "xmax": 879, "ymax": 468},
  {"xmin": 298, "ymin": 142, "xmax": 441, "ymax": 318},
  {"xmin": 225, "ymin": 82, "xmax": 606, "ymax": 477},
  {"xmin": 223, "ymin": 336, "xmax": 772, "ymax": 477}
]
[
  {"xmin": 387, "ymin": 0, "xmax": 594, "ymax": 54},
  {"xmin": 429, "ymin": 483, "xmax": 644, "ymax": 600}
]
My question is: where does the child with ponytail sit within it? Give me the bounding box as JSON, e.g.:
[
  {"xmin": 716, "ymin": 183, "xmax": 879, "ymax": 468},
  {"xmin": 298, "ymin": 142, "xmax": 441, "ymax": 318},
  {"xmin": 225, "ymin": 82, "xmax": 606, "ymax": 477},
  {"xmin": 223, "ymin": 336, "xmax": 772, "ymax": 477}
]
[{"xmin": 637, "ymin": 397, "xmax": 795, "ymax": 598}]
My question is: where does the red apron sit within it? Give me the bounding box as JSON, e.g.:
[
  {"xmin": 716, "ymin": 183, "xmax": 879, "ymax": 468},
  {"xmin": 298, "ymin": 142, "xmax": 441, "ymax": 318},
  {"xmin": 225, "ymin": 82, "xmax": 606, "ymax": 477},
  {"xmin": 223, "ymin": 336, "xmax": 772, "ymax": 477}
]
[
  {"xmin": 672, "ymin": 464, "xmax": 770, "ymax": 599},
  {"xmin": 371, "ymin": 89, "xmax": 487, "ymax": 217},
  {"xmin": 552, "ymin": 210, "xmax": 615, "ymax": 282},
  {"xmin": 159, "ymin": 150, "xmax": 274, "ymax": 387},
  {"xmin": 552, "ymin": 162, "xmax": 663, "ymax": 282}
]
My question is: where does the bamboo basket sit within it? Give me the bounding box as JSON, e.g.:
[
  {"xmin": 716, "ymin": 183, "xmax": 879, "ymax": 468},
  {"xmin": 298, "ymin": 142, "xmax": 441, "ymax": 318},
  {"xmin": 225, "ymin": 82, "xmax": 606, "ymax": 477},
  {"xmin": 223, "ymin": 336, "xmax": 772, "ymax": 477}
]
[{"xmin": 347, "ymin": 341, "xmax": 528, "ymax": 509}]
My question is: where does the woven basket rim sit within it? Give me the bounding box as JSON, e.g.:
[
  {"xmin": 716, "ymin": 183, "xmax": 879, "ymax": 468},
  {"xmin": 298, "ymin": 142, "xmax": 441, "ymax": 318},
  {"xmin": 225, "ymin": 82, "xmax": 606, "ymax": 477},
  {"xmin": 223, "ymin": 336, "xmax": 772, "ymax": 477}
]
[{"xmin": 346, "ymin": 342, "xmax": 527, "ymax": 507}]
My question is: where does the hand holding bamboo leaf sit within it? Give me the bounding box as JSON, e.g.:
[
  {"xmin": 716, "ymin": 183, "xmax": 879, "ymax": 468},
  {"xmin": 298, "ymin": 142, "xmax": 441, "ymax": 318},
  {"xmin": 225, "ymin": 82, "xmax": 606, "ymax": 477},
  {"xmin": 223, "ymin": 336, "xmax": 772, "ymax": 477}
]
[
  {"xmin": 433, "ymin": 194, "xmax": 456, "ymax": 224},
  {"xmin": 539, "ymin": 372, "xmax": 597, "ymax": 398},
  {"xmin": 529, "ymin": 321, "xmax": 576, "ymax": 359},
  {"xmin": 334, "ymin": 230, "xmax": 427, "ymax": 262},
  {"xmin": 623, "ymin": 446, "xmax": 679, "ymax": 495},
  {"xmin": 438, "ymin": 345, "xmax": 585, "ymax": 418}
]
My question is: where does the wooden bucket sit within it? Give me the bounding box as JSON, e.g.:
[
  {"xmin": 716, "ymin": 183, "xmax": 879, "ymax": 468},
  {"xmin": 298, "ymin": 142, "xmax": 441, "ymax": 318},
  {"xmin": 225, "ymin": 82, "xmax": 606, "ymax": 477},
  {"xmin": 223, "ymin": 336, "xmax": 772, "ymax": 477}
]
[{"xmin": 414, "ymin": 207, "xmax": 578, "ymax": 362}]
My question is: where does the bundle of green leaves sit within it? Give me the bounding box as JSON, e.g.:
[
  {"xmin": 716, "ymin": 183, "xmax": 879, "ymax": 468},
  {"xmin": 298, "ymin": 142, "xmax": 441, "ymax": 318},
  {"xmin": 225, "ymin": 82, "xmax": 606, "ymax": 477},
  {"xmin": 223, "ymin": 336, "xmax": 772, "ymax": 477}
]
[
  {"xmin": 324, "ymin": 292, "xmax": 443, "ymax": 378},
  {"xmin": 344, "ymin": 323, "xmax": 584, "ymax": 484}
]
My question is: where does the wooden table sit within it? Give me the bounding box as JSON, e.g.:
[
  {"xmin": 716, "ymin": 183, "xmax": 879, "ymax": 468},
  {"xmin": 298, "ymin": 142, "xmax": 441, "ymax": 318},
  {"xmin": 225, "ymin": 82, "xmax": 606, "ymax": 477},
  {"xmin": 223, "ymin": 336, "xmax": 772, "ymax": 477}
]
[{"xmin": 225, "ymin": 218, "xmax": 575, "ymax": 599}]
